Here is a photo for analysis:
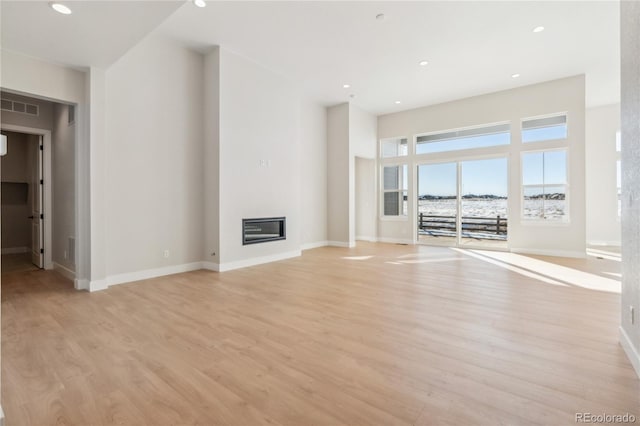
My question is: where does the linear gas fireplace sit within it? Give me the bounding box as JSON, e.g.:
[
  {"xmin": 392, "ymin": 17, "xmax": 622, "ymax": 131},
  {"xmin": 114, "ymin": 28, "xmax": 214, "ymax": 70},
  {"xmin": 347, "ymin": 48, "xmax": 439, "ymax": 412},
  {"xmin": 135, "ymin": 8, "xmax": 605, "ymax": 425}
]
[{"xmin": 242, "ymin": 217, "xmax": 286, "ymax": 245}]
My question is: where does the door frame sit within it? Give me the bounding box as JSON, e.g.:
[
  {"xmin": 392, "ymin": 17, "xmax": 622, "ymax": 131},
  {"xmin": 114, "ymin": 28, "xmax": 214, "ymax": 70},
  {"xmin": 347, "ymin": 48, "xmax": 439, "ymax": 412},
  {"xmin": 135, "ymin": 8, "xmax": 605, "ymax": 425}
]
[{"xmin": 1, "ymin": 124, "xmax": 53, "ymax": 269}]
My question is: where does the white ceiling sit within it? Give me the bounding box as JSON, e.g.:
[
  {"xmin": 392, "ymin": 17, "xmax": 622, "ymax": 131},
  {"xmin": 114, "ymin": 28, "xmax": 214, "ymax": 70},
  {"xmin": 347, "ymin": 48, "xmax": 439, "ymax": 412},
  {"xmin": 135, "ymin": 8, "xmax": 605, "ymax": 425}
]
[
  {"xmin": 0, "ymin": 1, "xmax": 183, "ymax": 69},
  {"xmin": 1, "ymin": 1, "xmax": 620, "ymax": 115}
]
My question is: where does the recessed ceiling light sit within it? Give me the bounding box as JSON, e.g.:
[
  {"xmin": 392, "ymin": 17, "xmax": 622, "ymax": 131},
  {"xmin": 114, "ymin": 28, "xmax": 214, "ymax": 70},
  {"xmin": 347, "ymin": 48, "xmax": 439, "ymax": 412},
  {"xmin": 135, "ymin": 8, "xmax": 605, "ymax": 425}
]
[
  {"xmin": 194, "ymin": 0, "xmax": 206, "ymax": 7},
  {"xmin": 533, "ymin": 26, "xmax": 545, "ymax": 33},
  {"xmin": 343, "ymin": 84, "xmax": 351, "ymax": 89},
  {"xmin": 50, "ymin": 2, "xmax": 72, "ymax": 15},
  {"xmin": 395, "ymin": 101, "xmax": 401, "ymax": 104},
  {"xmin": 511, "ymin": 73, "xmax": 521, "ymax": 79},
  {"xmin": 419, "ymin": 60, "xmax": 429, "ymax": 66},
  {"xmin": 376, "ymin": 13, "xmax": 386, "ymax": 21}
]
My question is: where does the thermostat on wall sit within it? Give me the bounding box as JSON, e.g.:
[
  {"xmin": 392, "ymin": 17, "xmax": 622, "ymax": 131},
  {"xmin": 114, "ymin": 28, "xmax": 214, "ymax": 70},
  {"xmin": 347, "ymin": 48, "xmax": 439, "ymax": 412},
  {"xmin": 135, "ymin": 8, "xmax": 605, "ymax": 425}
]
[{"xmin": 0, "ymin": 134, "xmax": 6, "ymax": 156}]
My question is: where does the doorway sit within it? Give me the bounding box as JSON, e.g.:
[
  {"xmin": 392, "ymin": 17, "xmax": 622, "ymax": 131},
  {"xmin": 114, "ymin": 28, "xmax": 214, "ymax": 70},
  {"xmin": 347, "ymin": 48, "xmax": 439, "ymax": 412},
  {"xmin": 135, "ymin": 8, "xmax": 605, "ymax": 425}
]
[
  {"xmin": 417, "ymin": 157, "xmax": 509, "ymax": 249},
  {"xmin": 0, "ymin": 129, "xmax": 51, "ymax": 271}
]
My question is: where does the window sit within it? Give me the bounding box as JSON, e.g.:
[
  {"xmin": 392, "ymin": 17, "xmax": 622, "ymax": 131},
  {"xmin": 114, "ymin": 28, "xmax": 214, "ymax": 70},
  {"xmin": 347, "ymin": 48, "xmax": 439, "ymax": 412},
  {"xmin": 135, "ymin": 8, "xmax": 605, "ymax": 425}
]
[
  {"xmin": 382, "ymin": 164, "xmax": 408, "ymax": 216},
  {"xmin": 522, "ymin": 150, "xmax": 568, "ymax": 221},
  {"xmin": 522, "ymin": 114, "xmax": 567, "ymax": 143},
  {"xmin": 381, "ymin": 137, "xmax": 408, "ymax": 158},
  {"xmin": 416, "ymin": 123, "xmax": 510, "ymax": 155}
]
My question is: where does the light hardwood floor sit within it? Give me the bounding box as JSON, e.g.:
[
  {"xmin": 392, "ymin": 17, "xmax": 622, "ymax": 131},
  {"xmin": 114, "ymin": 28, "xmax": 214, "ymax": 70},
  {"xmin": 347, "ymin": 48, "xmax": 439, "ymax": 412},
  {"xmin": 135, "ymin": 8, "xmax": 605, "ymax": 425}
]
[{"xmin": 2, "ymin": 243, "xmax": 638, "ymax": 425}]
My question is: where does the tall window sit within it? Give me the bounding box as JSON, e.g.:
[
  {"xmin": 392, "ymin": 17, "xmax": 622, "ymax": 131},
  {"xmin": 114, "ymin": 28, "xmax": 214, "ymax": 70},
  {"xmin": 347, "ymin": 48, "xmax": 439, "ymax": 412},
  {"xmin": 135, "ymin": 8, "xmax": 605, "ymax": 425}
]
[
  {"xmin": 522, "ymin": 150, "xmax": 568, "ymax": 221},
  {"xmin": 382, "ymin": 164, "xmax": 408, "ymax": 216},
  {"xmin": 522, "ymin": 114, "xmax": 567, "ymax": 143},
  {"xmin": 416, "ymin": 123, "xmax": 510, "ymax": 155}
]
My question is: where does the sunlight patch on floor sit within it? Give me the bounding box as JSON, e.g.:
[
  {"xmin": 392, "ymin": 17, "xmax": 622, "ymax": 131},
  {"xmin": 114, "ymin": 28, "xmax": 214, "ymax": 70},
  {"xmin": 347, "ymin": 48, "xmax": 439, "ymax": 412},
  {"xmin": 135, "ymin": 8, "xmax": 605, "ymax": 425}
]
[
  {"xmin": 454, "ymin": 248, "xmax": 621, "ymax": 293},
  {"xmin": 452, "ymin": 248, "xmax": 568, "ymax": 287}
]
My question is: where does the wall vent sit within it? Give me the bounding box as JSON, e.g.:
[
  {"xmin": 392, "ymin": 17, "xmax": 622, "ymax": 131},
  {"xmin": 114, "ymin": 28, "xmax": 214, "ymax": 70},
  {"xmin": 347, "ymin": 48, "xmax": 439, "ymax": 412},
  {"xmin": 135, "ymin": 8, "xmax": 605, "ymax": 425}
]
[{"xmin": 0, "ymin": 98, "xmax": 39, "ymax": 117}]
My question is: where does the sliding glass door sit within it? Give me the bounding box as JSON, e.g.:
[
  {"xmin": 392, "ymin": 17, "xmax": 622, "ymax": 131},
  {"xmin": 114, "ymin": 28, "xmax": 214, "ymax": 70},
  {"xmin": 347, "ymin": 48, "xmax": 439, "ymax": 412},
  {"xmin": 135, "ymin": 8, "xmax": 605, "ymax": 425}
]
[
  {"xmin": 417, "ymin": 162, "xmax": 457, "ymax": 245},
  {"xmin": 418, "ymin": 157, "xmax": 508, "ymax": 248},
  {"xmin": 460, "ymin": 158, "xmax": 508, "ymax": 248}
]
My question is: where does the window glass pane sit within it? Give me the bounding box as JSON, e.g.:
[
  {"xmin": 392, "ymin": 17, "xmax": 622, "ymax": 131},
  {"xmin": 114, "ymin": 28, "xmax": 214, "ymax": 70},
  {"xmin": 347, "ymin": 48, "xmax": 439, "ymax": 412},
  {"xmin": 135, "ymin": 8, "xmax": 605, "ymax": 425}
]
[
  {"xmin": 543, "ymin": 185, "xmax": 567, "ymax": 220},
  {"xmin": 384, "ymin": 192, "xmax": 400, "ymax": 215},
  {"xmin": 383, "ymin": 166, "xmax": 399, "ymax": 190},
  {"xmin": 381, "ymin": 138, "xmax": 408, "ymax": 158},
  {"xmin": 522, "ymin": 115, "xmax": 567, "ymax": 143},
  {"xmin": 523, "ymin": 186, "xmax": 544, "ymax": 219},
  {"xmin": 522, "ymin": 152, "xmax": 544, "ymax": 185},
  {"xmin": 543, "ymin": 150, "xmax": 567, "ymax": 184},
  {"xmin": 416, "ymin": 123, "xmax": 510, "ymax": 154}
]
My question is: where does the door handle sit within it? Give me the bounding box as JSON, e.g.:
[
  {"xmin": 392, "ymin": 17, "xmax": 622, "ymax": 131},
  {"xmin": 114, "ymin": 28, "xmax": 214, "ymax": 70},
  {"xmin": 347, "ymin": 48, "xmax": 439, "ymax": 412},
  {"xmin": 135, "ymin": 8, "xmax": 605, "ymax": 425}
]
[{"xmin": 28, "ymin": 216, "xmax": 34, "ymax": 219}]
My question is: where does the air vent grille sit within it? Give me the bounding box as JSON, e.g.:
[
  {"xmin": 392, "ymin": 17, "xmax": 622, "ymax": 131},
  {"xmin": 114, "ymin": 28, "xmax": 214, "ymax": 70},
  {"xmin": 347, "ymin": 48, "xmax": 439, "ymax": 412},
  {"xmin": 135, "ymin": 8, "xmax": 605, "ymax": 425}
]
[{"xmin": 0, "ymin": 98, "xmax": 39, "ymax": 116}]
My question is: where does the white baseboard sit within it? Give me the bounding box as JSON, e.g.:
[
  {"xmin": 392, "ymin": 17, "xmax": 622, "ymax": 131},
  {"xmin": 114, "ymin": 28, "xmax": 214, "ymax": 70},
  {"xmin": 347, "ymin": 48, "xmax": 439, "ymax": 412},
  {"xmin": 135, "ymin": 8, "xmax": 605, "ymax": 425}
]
[
  {"xmin": 327, "ymin": 241, "xmax": 356, "ymax": 248},
  {"xmin": 587, "ymin": 240, "xmax": 621, "ymax": 247},
  {"xmin": 53, "ymin": 262, "xmax": 75, "ymax": 280},
  {"xmin": 1, "ymin": 246, "xmax": 29, "ymax": 254},
  {"xmin": 85, "ymin": 250, "xmax": 302, "ymax": 291},
  {"xmin": 301, "ymin": 241, "xmax": 328, "ymax": 250},
  {"xmin": 217, "ymin": 250, "xmax": 301, "ymax": 272},
  {"xmin": 510, "ymin": 248, "xmax": 586, "ymax": 258},
  {"xmin": 201, "ymin": 261, "xmax": 219, "ymax": 271},
  {"xmin": 74, "ymin": 278, "xmax": 89, "ymax": 291},
  {"xmin": 620, "ymin": 326, "xmax": 640, "ymax": 379},
  {"xmin": 89, "ymin": 279, "xmax": 108, "ymax": 292},
  {"xmin": 106, "ymin": 262, "xmax": 204, "ymax": 287},
  {"xmin": 356, "ymin": 235, "xmax": 377, "ymax": 242},
  {"xmin": 377, "ymin": 237, "xmax": 414, "ymax": 245}
]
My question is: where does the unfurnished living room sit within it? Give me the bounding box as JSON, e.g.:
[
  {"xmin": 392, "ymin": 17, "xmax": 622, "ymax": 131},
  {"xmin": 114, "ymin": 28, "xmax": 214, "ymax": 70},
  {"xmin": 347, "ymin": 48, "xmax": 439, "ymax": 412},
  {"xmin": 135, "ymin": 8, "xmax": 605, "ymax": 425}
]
[{"xmin": 0, "ymin": 1, "xmax": 639, "ymax": 425}]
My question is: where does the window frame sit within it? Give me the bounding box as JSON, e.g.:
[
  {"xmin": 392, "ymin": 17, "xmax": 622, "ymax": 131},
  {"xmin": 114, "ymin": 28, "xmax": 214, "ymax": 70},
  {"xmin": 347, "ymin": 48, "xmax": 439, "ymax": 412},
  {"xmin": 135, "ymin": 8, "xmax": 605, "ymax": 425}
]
[
  {"xmin": 414, "ymin": 121, "xmax": 511, "ymax": 156},
  {"xmin": 380, "ymin": 136, "xmax": 409, "ymax": 159},
  {"xmin": 521, "ymin": 148, "xmax": 570, "ymax": 224},
  {"xmin": 521, "ymin": 112, "xmax": 569, "ymax": 144},
  {"xmin": 380, "ymin": 163, "xmax": 409, "ymax": 220}
]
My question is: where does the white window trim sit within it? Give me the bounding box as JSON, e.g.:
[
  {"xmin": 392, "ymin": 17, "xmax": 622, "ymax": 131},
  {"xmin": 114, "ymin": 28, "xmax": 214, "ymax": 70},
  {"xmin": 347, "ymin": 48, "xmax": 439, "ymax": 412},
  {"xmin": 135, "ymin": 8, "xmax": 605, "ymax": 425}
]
[
  {"xmin": 380, "ymin": 136, "xmax": 409, "ymax": 159},
  {"xmin": 521, "ymin": 111, "xmax": 569, "ymax": 144},
  {"xmin": 414, "ymin": 120, "xmax": 511, "ymax": 156},
  {"xmin": 380, "ymin": 163, "xmax": 408, "ymax": 219}
]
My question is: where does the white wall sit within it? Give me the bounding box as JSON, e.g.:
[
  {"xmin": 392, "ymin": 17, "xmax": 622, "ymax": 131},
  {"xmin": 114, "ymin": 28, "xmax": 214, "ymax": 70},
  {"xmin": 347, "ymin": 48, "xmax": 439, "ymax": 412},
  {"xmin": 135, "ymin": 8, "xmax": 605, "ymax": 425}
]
[
  {"xmin": 355, "ymin": 157, "xmax": 376, "ymax": 241},
  {"xmin": 217, "ymin": 48, "xmax": 301, "ymax": 266},
  {"xmin": 105, "ymin": 34, "xmax": 204, "ymax": 276},
  {"xmin": 348, "ymin": 104, "xmax": 377, "ymax": 244},
  {"xmin": 300, "ymin": 99, "xmax": 327, "ymax": 248},
  {"xmin": 326, "ymin": 103, "xmax": 350, "ymax": 245},
  {"xmin": 585, "ymin": 104, "xmax": 620, "ymax": 245},
  {"xmin": 203, "ymin": 48, "xmax": 220, "ymax": 266},
  {"xmin": 620, "ymin": 0, "xmax": 640, "ymax": 378},
  {"xmin": 377, "ymin": 76, "xmax": 586, "ymax": 256},
  {"xmin": 0, "ymin": 50, "xmax": 85, "ymax": 105},
  {"xmin": 52, "ymin": 104, "xmax": 76, "ymax": 271}
]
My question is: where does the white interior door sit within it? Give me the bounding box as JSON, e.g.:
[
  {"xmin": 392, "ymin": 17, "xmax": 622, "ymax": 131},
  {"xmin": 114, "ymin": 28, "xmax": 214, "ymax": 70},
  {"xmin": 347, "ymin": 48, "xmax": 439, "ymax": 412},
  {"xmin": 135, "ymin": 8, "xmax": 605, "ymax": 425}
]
[{"xmin": 30, "ymin": 136, "xmax": 44, "ymax": 268}]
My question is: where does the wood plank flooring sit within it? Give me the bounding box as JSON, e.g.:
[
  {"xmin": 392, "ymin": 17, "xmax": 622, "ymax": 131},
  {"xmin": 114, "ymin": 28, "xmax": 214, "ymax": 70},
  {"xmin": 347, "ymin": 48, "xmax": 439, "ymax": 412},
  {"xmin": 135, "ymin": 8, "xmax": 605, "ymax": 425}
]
[{"xmin": 2, "ymin": 242, "xmax": 638, "ymax": 425}]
